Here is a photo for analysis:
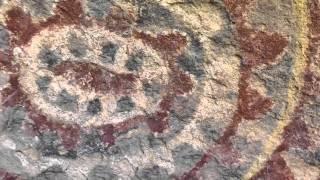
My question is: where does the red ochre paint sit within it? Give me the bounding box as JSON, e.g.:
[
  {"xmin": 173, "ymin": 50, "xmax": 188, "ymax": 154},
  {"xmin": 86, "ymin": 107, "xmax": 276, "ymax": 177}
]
[{"xmin": 180, "ymin": 0, "xmax": 288, "ymax": 178}]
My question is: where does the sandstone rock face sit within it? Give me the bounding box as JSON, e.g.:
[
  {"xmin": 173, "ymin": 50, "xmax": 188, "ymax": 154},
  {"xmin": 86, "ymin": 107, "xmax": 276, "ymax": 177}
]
[{"xmin": 0, "ymin": 0, "xmax": 319, "ymax": 179}]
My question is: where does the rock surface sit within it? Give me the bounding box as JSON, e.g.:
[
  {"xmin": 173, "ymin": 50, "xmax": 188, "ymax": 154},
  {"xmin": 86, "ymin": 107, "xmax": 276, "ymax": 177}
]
[{"xmin": 0, "ymin": 0, "xmax": 319, "ymax": 179}]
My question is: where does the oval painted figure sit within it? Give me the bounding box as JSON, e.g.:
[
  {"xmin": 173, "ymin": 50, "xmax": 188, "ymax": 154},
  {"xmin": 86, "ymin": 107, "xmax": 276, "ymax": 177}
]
[{"xmin": 0, "ymin": 0, "xmax": 318, "ymax": 179}]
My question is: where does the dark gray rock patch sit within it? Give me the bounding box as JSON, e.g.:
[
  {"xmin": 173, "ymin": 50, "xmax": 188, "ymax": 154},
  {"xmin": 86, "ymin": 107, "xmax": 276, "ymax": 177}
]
[
  {"xmin": 37, "ymin": 131, "xmax": 60, "ymax": 157},
  {"xmin": 55, "ymin": 90, "xmax": 78, "ymax": 112},
  {"xmin": 134, "ymin": 165, "xmax": 170, "ymax": 180},
  {"xmin": 100, "ymin": 42, "xmax": 119, "ymax": 64},
  {"xmin": 68, "ymin": 33, "xmax": 88, "ymax": 58},
  {"xmin": 87, "ymin": 99, "xmax": 102, "ymax": 115},
  {"xmin": 38, "ymin": 48, "xmax": 61, "ymax": 68},
  {"xmin": 87, "ymin": 0, "xmax": 112, "ymax": 19},
  {"xmin": 143, "ymin": 81, "xmax": 161, "ymax": 98},
  {"xmin": 88, "ymin": 165, "xmax": 118, "ymax": 180},
  {"xmin": 172, "ymin": 143, "xmax": 203, "ymax": 175},
  {"xmin": 32, "ymin": 165, "xmax": 69, "ymax": 180},
  {"xmin": 2, "ymin": 106, "xmax": 26, "ymax": 132},
  {"xmin": 135, "ymin": 1, "xmax": 175, "ymax": 28},
  {"xmin": 126, "ymin": 51, "xmax": 144, "ymax": 71},
  {"xmin": 36, "ymin": 76, "xmax": 52, "ymax": 92},
  {"xmin": 0, "ymin": 25, "xmax": 9, "ymax": 50},
  {"xmin": 22, "ymin": 0, "xmax": 54, "ymax": 18},
  {"xmin": 117, "ymin": 96, "xmax": 135, "ymax": 112}
]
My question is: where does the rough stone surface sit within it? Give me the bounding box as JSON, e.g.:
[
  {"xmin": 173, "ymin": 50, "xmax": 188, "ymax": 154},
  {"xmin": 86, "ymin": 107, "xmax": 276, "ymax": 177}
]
[{"xmin": 0, "ymin": 0, "xmax": 319, "ymax": 179}]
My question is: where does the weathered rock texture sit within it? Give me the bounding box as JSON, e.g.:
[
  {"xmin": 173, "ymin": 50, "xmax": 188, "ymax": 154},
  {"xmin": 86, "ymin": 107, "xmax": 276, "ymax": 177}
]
[{"xmin": 0, "ymin": 0, "xmax": 319, "ymax": 179}]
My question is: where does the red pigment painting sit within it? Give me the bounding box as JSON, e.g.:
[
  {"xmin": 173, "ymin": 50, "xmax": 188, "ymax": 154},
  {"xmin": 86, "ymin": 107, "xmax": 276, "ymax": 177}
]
[{"xmin": 0, "ymin": 0, "xmax": 319, "ymax": 179}]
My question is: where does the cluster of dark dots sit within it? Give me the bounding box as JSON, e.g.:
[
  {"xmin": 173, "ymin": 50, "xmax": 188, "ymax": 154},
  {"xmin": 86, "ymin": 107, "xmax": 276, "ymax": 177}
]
[{"xmin": 36, "ymin": 34, "xmax": 153, "ymax": 116}]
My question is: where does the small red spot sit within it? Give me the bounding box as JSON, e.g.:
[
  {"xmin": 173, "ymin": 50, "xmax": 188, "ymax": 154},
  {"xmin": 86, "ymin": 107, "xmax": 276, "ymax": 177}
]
[
  {"xmin": 0, "ymin": 169, "xmax": 19, "ymax": 180},
  {"xmin": 171, "ymin": 71, "xmax": 193, "ymax": 95},
  {"xmin": 146, "ymin": 111, "xmax": 169, "ymax": 133},
  {"xmin": 239, "ymin": 84, "xmax": 273, "ymax": 120},
  {"xmin": 101, "ymin": 124, "xmax": 115, "ymax": 145},
  {"xmin": 59, "ymin": 125, "xmax": 80, "ymax": 150},
  {"xmin": 224, "ymin": 0, "xmax": 254, "ymax": 19},
  {"xmin": 159, "ymin": 95, "xmax": 174, "ymax": 112},
  {"xmin": 303, "ymin": 71, "xmax": 320, "ymax": 97},
  {"xmin": 277, "ymin": 108, "xmax": 312, "ymax": 151}
]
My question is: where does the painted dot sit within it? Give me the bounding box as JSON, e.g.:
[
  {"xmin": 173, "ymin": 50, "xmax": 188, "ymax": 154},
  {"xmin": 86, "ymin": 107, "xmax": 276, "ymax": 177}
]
[
  {"xmin": 125, "ymin": 51, "xmax": 144, "ymax": 71},
  {"xmin": 38, "ymin": 48, "xmax": 60, "ymax": 68},
  {"xmin": 87, "ymin": 98, "xmax": 102, "ymax": 115},
  {"xmin": 101, "ymin": 42, "xmax": 119, "ymax": 64},
  {"xmin": 56, "ymin": 90, "xmax": 78, "ymax": 112},
  {"xmin": 36, "ymin": 76, "xmax": 52, "ymax": 91},
  {"xmin": 143, "ymin": 81, "xmax": 161, "ymax": 97},
  {"xmin": 116, "ymin": 96, "xmax": 135, "ymax": 112},
  {"xmin": 68, "ymin": 33, "xmax": 88, "ymax": 58}
]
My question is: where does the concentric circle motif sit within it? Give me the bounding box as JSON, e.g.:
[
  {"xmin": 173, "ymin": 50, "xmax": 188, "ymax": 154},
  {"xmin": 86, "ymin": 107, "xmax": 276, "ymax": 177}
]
[{"xmin": 1, "ymin": 0, "xmax": 318, "ymax": 179}]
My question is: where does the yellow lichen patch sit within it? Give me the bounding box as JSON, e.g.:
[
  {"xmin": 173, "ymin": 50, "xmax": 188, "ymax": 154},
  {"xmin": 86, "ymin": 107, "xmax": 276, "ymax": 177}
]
[{"xmin": 243, "ymin": 0, "xmax": 310, "ymax": 179}]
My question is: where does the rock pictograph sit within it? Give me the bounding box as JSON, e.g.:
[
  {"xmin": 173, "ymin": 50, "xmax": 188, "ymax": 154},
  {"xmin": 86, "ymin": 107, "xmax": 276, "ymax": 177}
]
[{"xmin": 0, "ymin": 0, "xmax": 319, "ymax": 179}]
